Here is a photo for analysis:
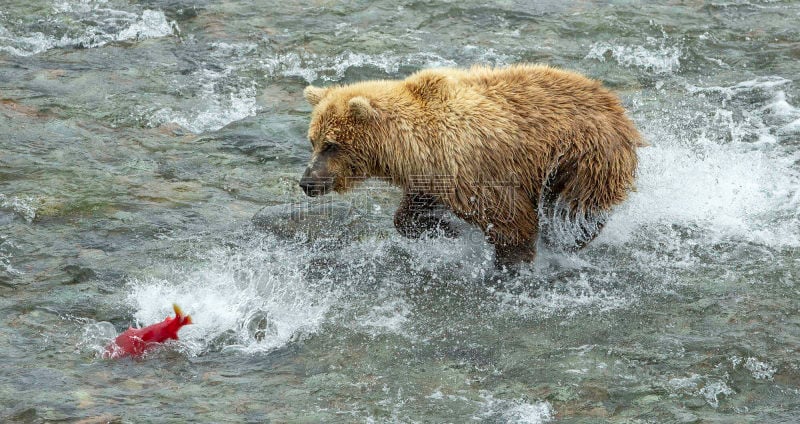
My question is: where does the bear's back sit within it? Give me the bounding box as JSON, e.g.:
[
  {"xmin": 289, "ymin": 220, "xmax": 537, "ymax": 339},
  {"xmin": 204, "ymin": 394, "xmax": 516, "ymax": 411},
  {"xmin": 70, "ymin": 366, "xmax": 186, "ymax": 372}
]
[
  {"xmin": 461, "ymin": 65, "xmax": 624, "ymax": 120},
  {"xmin": 450, "ymin": 65, "xmax": 641, "ymax": 152}
]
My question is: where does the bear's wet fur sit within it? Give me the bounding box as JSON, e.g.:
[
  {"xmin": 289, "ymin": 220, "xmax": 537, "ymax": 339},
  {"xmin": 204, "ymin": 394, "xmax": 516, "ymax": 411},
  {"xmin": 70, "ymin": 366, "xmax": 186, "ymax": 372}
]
[{"xmin": 299, "ymin": 64, "xmax": 644, "ymax": 267}]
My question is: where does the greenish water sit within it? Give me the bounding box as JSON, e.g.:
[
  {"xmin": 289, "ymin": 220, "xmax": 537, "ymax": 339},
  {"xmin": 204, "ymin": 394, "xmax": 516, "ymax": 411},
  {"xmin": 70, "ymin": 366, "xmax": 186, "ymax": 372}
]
[{"xmin": 1, "ymin": 1, "xmax": 799, "ymax": 422}]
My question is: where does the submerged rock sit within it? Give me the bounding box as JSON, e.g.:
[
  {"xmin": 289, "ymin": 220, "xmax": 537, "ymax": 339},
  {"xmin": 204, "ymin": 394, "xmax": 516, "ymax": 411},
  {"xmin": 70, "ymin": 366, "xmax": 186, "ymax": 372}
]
[
  {"xmin": 4, "ymin": 407, "xmax": 38, "ymax": 422},
  {"xmin": 62, "ymin": 264, "xmax": 96, "ymax": 285},
  {"xmin": 251, "ymin": 200, "xmax": 384, "ymax": 243}
]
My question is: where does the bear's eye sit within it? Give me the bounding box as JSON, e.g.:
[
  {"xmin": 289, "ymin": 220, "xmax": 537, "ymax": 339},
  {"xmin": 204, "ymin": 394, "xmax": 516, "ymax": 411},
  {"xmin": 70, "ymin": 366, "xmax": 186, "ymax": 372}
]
[{"xmin": 321, "ymin": 143, "xmax": 339, "ymax": 154}]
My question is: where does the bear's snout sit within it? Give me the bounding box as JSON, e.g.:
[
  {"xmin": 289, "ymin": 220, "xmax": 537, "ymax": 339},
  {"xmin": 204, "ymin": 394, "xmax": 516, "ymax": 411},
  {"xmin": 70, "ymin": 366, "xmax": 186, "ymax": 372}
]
[{"xmin": 299, "ymin": 166, "xmax": 333, "ymax": 197}]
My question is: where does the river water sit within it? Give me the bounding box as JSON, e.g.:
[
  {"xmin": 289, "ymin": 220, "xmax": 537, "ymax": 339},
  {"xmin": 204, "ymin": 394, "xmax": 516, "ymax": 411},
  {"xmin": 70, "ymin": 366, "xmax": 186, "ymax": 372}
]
[{"xmin": 1, "ymin": 1, "xmax": 799, "ymax": 422}]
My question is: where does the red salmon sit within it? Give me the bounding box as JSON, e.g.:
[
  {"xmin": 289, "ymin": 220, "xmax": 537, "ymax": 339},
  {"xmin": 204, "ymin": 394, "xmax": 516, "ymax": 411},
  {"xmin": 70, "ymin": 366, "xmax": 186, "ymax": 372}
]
[{"xmin": 105, "ymin": 304, "xmax": 192, "ymax": 358}]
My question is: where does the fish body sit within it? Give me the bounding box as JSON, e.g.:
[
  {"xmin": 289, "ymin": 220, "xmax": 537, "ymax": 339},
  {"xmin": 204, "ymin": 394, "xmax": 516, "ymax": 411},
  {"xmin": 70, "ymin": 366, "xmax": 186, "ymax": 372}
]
[{"xmin": 106, "ymin": 304, "xmax": 192, "ymax": 358}]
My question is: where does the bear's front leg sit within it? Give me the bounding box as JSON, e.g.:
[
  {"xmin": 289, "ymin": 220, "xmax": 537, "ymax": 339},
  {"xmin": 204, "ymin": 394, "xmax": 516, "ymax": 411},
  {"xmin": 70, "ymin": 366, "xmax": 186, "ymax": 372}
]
[
  {"xmin": 494, "ymin": 241, "xmax": 537, "ymax": 269},
  {"xmin": 487, "ymin": 219, "xmax": 538, "ymax": 269},
  {"xmin": 394, "ymin": 191, "xmax": 459, "ymax": 239}
]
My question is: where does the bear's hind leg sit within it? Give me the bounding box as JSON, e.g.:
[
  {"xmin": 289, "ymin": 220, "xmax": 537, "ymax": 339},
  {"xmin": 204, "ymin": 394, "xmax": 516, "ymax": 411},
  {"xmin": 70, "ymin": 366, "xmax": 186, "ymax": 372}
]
[
  {"xmin": 540, "ymin": 200, "xmax": 608, "ymax": 252},
  {"xmin": 394, "ymin": 191, "xmax": 459, "ymax": 239},
  {"xmin": 538, "ymin": 160, "xmax": 610, "ymax": 252},
  {"xmin": 572, "ymin": 213, "xmax": 607, "ymax": 250}
]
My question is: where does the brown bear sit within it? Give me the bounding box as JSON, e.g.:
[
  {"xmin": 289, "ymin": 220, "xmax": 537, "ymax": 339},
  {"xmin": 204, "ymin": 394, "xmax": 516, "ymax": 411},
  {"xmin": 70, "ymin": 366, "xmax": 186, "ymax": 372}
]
[{"xmin": 299, "ymin": 64, "xmax": 643, "ymax": 267}]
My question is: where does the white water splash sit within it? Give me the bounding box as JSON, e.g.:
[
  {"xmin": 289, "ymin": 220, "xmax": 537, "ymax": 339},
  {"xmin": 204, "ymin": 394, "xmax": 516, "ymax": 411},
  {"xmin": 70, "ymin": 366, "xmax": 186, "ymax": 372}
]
[
  {"xmin": 77, "ymin": 321, "xmax": 118, "ymax": 357},
  {"xmin": 603, "ymin": 77, "xmax": 800, "ymax": 248},
  {"xmin": 688, "ymin": 76, "xmax": 800, "ymax": 138},
  {"xmin": 496, "ymin": 269, "xmax": 635, "ymax": 318},
  {"xmin": 782, "ymin": 117, "xmax": 800, "ymax": 134},
  {"xmin": 120, "ymin": 239, "xmax": 337, "ymax": 356},
  {"xmin": 607, "ymin": 142, "xmax": 797, "ymax": 245},
  {"xmin": 358, "ymin": 298, "xmax": 412, "ymax": 336}
]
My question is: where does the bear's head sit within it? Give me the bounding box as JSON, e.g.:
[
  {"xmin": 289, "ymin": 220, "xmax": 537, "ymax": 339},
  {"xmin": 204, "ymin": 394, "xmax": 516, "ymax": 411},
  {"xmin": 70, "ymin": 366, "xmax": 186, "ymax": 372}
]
[{"xmin": 298, "ymin": 84, "xmax": 383, "ymax": 197}]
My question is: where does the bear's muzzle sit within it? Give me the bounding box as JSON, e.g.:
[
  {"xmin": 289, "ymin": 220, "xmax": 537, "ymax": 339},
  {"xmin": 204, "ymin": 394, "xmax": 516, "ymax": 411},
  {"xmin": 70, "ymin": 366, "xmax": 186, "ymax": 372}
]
[{"xmin": 299, "ymin": 166, "xmax": 334, "ymax": 197}]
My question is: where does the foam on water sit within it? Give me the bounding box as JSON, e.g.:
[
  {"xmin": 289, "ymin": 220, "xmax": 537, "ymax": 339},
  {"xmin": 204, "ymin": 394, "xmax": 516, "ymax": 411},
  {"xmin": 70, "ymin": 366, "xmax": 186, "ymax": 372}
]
[
  {"xmin": 698, "ymin": 381, "xmax": 736, "ymax": 408},
  {"xmin": 0, "ymin": 26, "xmax": 56, "ymax": 57},
  {"xmin": 260, "ymin": 50, "xmax": 460, "ymax": 83},
  {"xmin": 146, "ymin": 68, "xmax": 261, "ymax": 134},
  {"xmin": 140, "ymin": 43, "xmax": 513, "ymax": 134},
  {"xmin": 0, "ymin": 193, "xmax": 37, "ymax": 223},
  {"xmin": 259, "ymin": 47, "xmax": 516, "ymax": 84},
  {"xmin": 667, "ymin": 373, "xmax": 735, "ymax": 408},
  {"xmin": 474, "ymin": 393, "xmax": 555, "ymax": 424},
  {"xmin": 782, "ymin": 117, "xmax": 800, "ymax": 134},
  {"xmin": 744, "ymin": 357, "xmax": 777, "ymax": 380},
  {"xmin": 0, "ymin": 4, "xmax": 176, "ymax": 57},
  {"xmin": 586, "ymin": 36, "xmax": 682, "ymax": 74},
  {"xmin": 108, "ymin": 238, "xmax": 337, "ymax": 356},
  {"xmin": 135, "ymin": 40, "xmax": 264, "ymax": 134},
  {"xmin": 702, "ymin": 355, "xmax": 783, "ymax": 408},
  {"xmin": 0, "ymin": 235, "xmax": 21, "ymax": 277}
]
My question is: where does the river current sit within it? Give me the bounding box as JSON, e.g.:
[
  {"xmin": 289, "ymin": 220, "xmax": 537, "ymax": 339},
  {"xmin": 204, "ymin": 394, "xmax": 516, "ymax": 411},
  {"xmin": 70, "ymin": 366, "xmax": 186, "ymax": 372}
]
[{"xmin": 1, "ymin": 1, "xmax": 799, "ymax": 422}]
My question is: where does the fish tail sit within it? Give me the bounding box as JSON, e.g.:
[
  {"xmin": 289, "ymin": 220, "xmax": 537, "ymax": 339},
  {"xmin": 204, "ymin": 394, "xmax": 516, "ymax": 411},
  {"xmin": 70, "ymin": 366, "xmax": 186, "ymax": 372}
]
[{"xmin": 172, "ymin": 303, "xmax": 192, "ymax": 325}]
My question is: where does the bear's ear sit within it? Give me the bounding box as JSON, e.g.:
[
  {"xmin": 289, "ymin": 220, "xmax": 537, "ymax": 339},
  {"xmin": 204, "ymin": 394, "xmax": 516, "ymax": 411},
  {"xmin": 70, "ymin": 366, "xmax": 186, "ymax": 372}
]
[
  {"xmin": 405, "ymin": 72, "xmax": 454, "ymax": 103},
  {"xmin": 348, "ymin": 96, "xmax": 377, "ymax": 120},
  {"xmin": 303, "ymin": 86, "xmax": 329, "ymax": 106}
]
